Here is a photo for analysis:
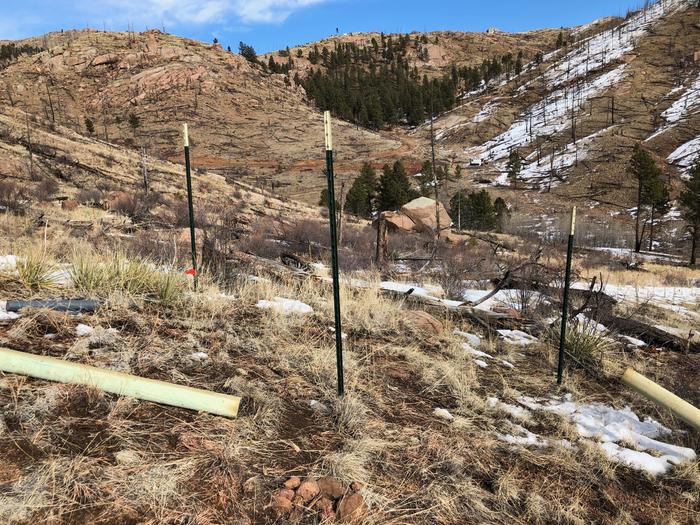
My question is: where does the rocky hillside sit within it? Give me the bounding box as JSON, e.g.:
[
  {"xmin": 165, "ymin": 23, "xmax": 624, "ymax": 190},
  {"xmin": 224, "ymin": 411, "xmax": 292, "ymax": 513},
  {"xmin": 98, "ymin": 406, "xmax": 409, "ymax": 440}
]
[
  {"xmin": 409, "ymin": 0, "xmax": 700, "ymax": 248},
  {"xmin": 263, "ymin": 28, "xmax": 559, "ymax": 79},
  {"xmin": 1, "ymin": 1, "xmax": 699, "ymax": 224},
  {"xmin": 0, "ymin": 28, "xmax": 402, "ymax": 198}
]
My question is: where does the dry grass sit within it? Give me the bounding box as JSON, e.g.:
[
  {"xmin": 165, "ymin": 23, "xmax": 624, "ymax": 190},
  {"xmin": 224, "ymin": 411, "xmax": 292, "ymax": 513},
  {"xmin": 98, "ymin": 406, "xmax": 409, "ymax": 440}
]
[{"xmin": 0, "ymin": 247, "xmax": 699, "ymax": 525}]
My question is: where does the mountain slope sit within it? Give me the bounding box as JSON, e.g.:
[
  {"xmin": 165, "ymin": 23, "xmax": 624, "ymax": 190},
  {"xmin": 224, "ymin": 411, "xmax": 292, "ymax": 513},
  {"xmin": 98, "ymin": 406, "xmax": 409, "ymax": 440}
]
[
  {"xmin": 409, "ymin": 0, "xmax": 699, "ymax": 247},
  {"xmin": 0, "ymin": 29, "xmax": 403, "ymax": 202}
]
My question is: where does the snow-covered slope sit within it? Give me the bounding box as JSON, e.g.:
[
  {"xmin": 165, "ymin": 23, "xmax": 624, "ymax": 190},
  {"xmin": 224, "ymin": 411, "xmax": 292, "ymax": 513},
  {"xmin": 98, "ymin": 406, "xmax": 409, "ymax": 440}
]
[
  {"xmin": 467, "ymin": 65, "xmax": 627, "ymax": 163},
  {"xmin": 544, "ymin": 0, "xmax": 689, "ymax": 89},
  {"xmin": 668, "ymin": 135, "xmax": 700, "ymax": 175}
]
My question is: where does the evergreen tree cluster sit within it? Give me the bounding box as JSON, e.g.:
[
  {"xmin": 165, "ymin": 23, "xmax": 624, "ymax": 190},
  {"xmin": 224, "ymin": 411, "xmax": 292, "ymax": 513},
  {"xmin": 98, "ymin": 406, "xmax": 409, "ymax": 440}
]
[
  {"xmin": 0, "ymin": 43, "xmax": 42, "ymax": 66},
  {"xmin": 340, "ymin": 160, "xmax": 418, "ymax": 217},
  {"xmin": 303, "ymin": 53, "xmax": 455, "ymax": 128},
  {"xmin": 300, "ymin": 35, "xmax": 528, "ymax": 128},
  {"xmin": 266, "ymin": 46, "xmax": 295, "ymax": 75},
  {"xmin": 449, "ymin": 190, "xmax": 509, "ymax": 232}
]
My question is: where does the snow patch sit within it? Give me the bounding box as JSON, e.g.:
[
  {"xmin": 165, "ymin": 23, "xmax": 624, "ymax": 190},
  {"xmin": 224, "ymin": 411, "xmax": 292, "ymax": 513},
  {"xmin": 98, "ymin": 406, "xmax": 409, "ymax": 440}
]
[
  {"xmin": 256, "ymin": 297, "xmax": 313, "ymax": 315},
  {"xmin": 454, "ymin": 329, "xmax": 482, "ymax": 347},
  {"xmin": 434, "ymin": 408, "xmax": 454, "ymax": 421},
  {"xmin": 497, "ymin": 329, "xmax": 538, "ymax": 346},
  {"xmin": 0, "ymin": 255, "xmax": 18, "ymax": 272},
  {"xmin": 468, "ymin": 66, "xmax": 627, "ymax": 163},
  {"xmin": 518, "ymin": 394, "xmax": 696, "ymax": 475},
  {"xmin": 75, "ymin": 324, "xmax": 94, "ymax": 337}
]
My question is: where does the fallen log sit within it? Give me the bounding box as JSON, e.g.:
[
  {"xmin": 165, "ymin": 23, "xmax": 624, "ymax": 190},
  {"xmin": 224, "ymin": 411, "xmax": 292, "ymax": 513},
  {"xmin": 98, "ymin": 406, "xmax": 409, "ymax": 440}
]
[
  {"xmin": 0, "ymin": 347, "xmax": 240, "ymax": 418},
  {"xmin": 602, "ymin": 314, "xmax": 699, "ymax": 354}
]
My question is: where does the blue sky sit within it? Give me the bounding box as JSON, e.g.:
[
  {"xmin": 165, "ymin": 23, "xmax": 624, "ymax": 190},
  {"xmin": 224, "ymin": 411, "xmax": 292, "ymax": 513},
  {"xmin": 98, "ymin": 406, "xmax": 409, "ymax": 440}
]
[{"xmin": 2, "ymin": 0, "xmax": 642, "ymax": 53}]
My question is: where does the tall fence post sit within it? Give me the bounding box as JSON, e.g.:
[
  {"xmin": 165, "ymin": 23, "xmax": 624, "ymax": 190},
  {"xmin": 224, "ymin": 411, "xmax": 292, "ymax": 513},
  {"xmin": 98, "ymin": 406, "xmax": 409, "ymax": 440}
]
[
  {"xmin": 183, "ymin": 123, "xmax": 198, "ymax": 291},
  {"xmin": 323, "ymin": 111, "xmax": 344, "ymax": 397},
  {"xmin": 557, "ymin": 206, "xmax": 576, "ymax": 385}
]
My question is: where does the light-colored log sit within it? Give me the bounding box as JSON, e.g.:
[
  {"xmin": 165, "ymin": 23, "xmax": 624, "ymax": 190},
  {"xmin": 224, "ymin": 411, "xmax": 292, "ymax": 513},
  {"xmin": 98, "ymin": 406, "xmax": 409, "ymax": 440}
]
[
  {"xmin": 621, "ymin": 368, "xmax": 700, "ymax": 431},
  {"xmin": 0, "ymin": 347, "xmax": 240, "ymax": 418}
]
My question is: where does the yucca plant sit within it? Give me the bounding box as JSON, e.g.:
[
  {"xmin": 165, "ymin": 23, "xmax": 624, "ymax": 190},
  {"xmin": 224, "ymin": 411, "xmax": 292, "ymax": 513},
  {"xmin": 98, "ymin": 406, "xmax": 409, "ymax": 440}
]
[
  {"xmin": 547, "ymin": 317, "xmax": 617, "ymax": 372},
  {"xmin": 71, "ymin": 250, "xmax": 186, "ymax": 305},
  {"xmin": 16, "ymin": 248, "xmax": 58, "ymax": 292}
]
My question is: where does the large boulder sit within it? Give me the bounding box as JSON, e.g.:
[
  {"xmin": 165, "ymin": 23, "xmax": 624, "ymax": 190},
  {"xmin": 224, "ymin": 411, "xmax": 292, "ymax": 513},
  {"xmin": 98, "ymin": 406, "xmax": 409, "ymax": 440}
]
[
  {"xmin": 381, "ymin": 210, "xmax": 416, "ymax": 232},
  {"xmin": 401, "ymin": 197, "xmax": 452, "ymax": 234}
]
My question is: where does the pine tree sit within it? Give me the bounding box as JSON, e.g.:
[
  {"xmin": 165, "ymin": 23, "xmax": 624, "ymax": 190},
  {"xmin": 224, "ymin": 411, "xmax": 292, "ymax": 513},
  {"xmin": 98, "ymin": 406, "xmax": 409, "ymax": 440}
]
[
  {"xmin": 319, "ymin": 187, "xmax": 339, "ymax": 208},
  {"xmin": 506, "ymin": 150, "xmax": 522, "ymax": 189},
  {"xmin": 629, "ymin": 144, "xmax": 663, "ymax": 252},
  {"xmin": 345, "ymin": 162, "xmax": 377, "ymax": 218},
  {"xmin": 515, "ymin": 51, "xmax": 524, "ymax": 75},
  {"xmin": 449, "ymin": 190, "xmax": 497, "ymax": 231},
  {"xmin": 239, "ymin": 42, "xmax": 257, "ymax": 63},
  {"xmin": 642, "ymin": 172, "xmax": 670, "ymax": 251},
  {"xmin": 680, "ymin": 160, "xmax": 700, "ymax": 265},
  {"xmin": 128, "ymin": 113, "xmax": 140, "ymax": 136},
  {"xmin": 556, "ymin": 31, "xmax": 565, "ymax": 49},
  {"xmin": 494, "ymin": 197, "xmax": 510, "ymax": 233},
  {"xmin": 377, "ymin": 160, "xmax": 417, "ymax": 211},
  {"xmin": 84, "ymin": 117, "xmax": 95, "ymax": 135}
]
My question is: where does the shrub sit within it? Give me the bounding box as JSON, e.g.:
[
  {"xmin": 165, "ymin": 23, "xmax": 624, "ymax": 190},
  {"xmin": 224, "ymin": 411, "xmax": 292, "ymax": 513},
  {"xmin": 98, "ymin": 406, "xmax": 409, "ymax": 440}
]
[
  {"xmin": 77, "ymin": 188, "xmax": 103, "ymax": 206},
  {"xmin": 0, "ymin": 180, "xmax": 27, "ymax": 214},
  {"xmin": 16, "ymin": 248, "xmax": 58, "ymax": 291},
  {"xmin": 32, "ymin": 178, "xmax": 59, "ymax": 202},
  {"xmin": 546, "ymin": 317, "xmax": 617, "ymax": 372},
  {"xmin": 71, "ymin": 250, "xmax": 187, "ymax": 306}
]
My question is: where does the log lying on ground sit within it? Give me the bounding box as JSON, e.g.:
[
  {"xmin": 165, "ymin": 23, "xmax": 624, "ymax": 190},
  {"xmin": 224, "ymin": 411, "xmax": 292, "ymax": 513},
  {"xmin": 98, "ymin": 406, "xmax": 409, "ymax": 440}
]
[
  {"xmin": 621, "ymin": 368, "xmax": 700, "ymax": 430},
  {"xmin": 503, "ymin": 278, "xmax": 697, "ymax": 353},
  {"xmin": 0, "ymin": 347, "xmax": 241, "ymax": 418},
  {"xmin": 380, "ymin": 288, "xmax": 533, "ymax": 331},
  {"xmin": 234, "ymin": 251, "xmax": 527, "ymax": 331},
  {"xmin": 601, "ymin": 314, "xmax": 699, "ymax": 353}
]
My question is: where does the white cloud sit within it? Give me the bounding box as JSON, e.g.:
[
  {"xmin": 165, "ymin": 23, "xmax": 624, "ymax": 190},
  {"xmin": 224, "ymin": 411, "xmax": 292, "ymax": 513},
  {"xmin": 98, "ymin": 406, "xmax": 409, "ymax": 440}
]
[
  {"xmin": 233, "ymin": 0, "xmax": 327, "ymax": 23},
  {"xmin": 99, "ymin": 0, "xmax": 327, "ymax": 26},
  {"xmin": 102, "ymin": 0, "xmax": 228, "ymax": 25}
]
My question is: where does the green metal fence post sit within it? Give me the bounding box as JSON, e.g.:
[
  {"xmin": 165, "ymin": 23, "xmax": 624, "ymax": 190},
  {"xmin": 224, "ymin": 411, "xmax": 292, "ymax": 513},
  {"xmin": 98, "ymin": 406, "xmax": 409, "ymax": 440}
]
[
  {"xmin": 323, "ymin": 111, "xmax": 344, "ymax": 397},
  {"xmin": 183, "ymin": 123, "xmax": 198, "ymax": 291},
  {"xmin": 557, "ymin": 206, "xmax": 577, "ymax": 385}
]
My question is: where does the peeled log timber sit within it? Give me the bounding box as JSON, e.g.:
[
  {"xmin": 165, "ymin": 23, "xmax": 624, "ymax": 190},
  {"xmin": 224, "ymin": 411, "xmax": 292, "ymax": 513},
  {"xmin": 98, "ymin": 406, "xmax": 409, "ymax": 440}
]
[{"xmin": 0, "ymin": 347, "xmax": 241, "ymax": 418}]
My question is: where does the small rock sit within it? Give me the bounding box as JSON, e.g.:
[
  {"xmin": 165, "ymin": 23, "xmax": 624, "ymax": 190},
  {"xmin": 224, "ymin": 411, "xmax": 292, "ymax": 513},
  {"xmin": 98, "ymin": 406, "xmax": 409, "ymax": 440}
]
[
  {"xmin": 271, "ymin": 494, "xmax": 293, "ymax": 517},
  {"xmin": 317, "ymin": 476, "xmax": 344, "ymax": 499},
  {"xmin": 279, "ymin": 488, "xmax": 295, "ymax": 501},
  {"xmin": 189, "ymin": 351, "xmax": 209, "ymax": 361},
  {"xmin": 402, "ymin": 310, "xmax": 443, "ymax": 336},
  {"xmin": 350, "ymin": 481, "xmax": 364, "ymax": 493},
  {"xmin": 114, "ymin": 449, "xmax": 142, "ymax": 465},
  {"xmin": 337, "ymin": 492, "xmax": 368, "ymax": 523},
  {"xmin": 433, "ymin": 408, "xmax": 454, "ymax": 421},
  {"xmin": 309, "ymin": 400, "xmax": 330, "ymax": 414},
  {"xmin": 283, "ymin": 476, "xmax": 302, "ymax": 489},
  {"xmin": 297, "ymin": 479, "xmax": 320, "ymax": 503},
  {"xmin": 315, "ymin": 497, "xmax": 336, "ymax": 521}
]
